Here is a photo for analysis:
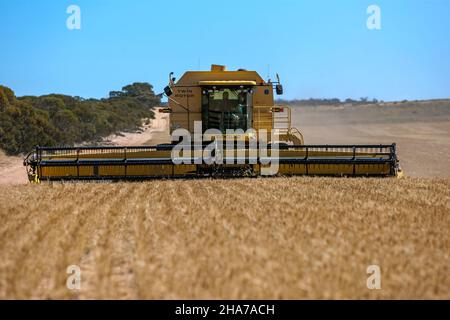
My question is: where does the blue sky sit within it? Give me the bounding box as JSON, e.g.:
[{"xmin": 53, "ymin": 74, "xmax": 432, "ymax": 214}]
[{"xmin": 1, "ymin": 0, "xmax": 449, "ymax": 101}]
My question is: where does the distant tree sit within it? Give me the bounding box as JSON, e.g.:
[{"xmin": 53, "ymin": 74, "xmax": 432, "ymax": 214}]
[
  {"xmin": 37, "ymin": 97, "xmax": 66, "ymax": 116},
  {"xmin": 0, "ymin": 86, "xmax": 14, "ymax": 111},
  {"xmin": 121, "ymin": 83, "xmax": 154, "ymax": 97},
  {"xmin": 109, "ymin": 91, "xmax": 123, "ymax": 98},
  {"xmin": 52, "ymin": 109, "xmax": 80, "ymax": 144},
  {"xmin": 330, "ymin": 98, "xmax": 341, "ymax": 104},
  {"xmin": 109, "ymin": 82, "xmax": 160, "ymax": 108}
]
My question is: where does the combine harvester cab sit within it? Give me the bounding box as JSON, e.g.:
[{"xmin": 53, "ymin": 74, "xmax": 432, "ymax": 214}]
[{"xmin": 24, "ymin": 65, "xmax": 401, "ymax": 182}]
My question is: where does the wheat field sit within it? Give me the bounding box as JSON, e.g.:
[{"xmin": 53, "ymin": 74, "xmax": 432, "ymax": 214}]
[{"xmin": 0, "ymin": 177, "xmax": 449, "ymax": 299}]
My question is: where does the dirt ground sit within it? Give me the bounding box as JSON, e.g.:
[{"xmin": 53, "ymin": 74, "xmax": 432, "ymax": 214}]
[
  {"xmin": 292, "ymin": 101, "xmax": 450, "ymax": 178},
  {"xmin": 103, "ymin": 111, "xmax": 170, "ymax": 146},
  {"xmin": 0, "ymin": 152, "xmax": 27, "ymax": 185}
]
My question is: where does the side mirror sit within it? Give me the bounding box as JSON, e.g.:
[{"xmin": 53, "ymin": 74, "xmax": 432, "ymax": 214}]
[
  {"xmin": 164, "ymin": 85, "xmax": 173, "ymax": 97},
  {"xmin": 276, "ymin": 84, "xmax": 283, "ymax": 95}
]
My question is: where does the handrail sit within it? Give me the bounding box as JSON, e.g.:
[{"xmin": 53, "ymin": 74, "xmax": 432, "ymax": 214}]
[{"xmin": 35, "ymin": 144, "xmax": 396, "ymax": 151}]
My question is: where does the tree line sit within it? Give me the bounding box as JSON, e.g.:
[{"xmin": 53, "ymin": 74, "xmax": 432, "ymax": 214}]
[
  {"xmin": 0, "ymin": 83, "xmax": 160, "ymax": 155},
  {"xmin": 276, "ymin": 97, "xmax": 382, "ymax": 106}
]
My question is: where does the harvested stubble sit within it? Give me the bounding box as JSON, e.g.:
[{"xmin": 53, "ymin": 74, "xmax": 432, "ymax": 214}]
[{"xmin": 0, "ymin": 177, "xmax": 449, "ymax": 299}]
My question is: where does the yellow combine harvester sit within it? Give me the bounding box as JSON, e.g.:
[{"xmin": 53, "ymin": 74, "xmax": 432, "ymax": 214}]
[{"xmin": 24, "ymin": 65, "xmax": 401, "ymax": 182}]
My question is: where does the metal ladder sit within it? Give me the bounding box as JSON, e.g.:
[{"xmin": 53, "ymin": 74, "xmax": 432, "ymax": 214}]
[{"xmin": 272, "ymin": 105, "xmax": 291, "ymax": 135}]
